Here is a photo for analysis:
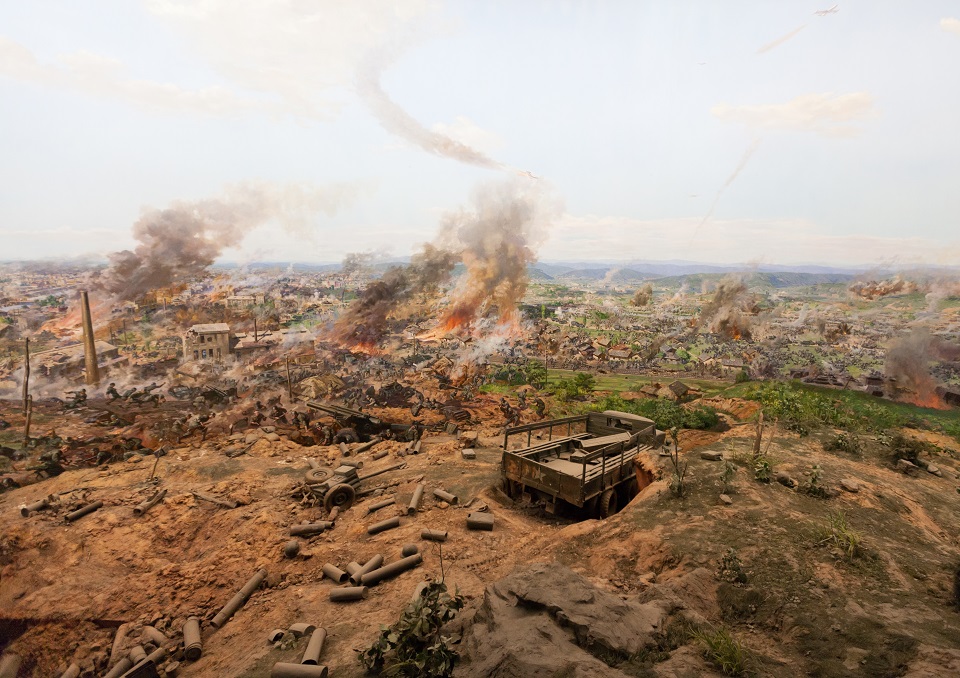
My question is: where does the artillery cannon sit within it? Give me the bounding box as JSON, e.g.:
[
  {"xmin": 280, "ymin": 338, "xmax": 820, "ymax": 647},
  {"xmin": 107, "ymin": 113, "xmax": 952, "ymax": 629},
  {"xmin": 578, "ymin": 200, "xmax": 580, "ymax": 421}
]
[
  {"xmin": 306, "ymin": 462, "xmax": 406, "ymax": 513},
  {"xmin": 306, "ymin": 401, "xmax": 419, "ymax": 442}
]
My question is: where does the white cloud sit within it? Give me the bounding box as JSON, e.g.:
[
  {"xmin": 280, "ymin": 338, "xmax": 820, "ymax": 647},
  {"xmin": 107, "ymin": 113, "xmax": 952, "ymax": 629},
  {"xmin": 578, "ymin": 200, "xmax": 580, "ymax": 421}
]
[
  {"xmin": 712, "ymin": 92, "xmax": 876, "ymax": 138},
  {"xmin": 0, "ymin": 37, "xmax": 278, "ymax": 116},
  {"xmin": 941, "ymin": 17, "xmax": 960, "ymax": 37},
  {"xmin": 540, "ymin": 214, "xmax": 959, "ymax": 267}
]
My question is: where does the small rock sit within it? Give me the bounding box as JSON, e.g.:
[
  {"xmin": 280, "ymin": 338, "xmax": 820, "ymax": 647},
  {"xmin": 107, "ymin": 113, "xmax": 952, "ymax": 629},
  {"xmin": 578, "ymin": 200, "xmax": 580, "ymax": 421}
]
[
  {"xmin": 775, "ymin": 472, "xmax": 797, "ymax": 488},
  {"xmin": 700, "ymin": 450, "xmax": 723, "ymax": 461},
  {"xmin": 926, "ymin": 464, "xmax": 942, "ymax": 477},
  {"xmin": 719, "ymin": 494, "xmax": 733, "ymax": 505},
  {"xmin": 437, "ymin": 501, "xmax": 450, "ymax": 510},
  {"xmin": 839, "ymin": 478, "xmax": 860, "ymax": 493},
  {"xmin": 897, "ymin": 459, "xmax": 918, "ymax": 474},
  {"xmin": 265, "ymin": 432, "xmax": 280, "ymax": 442}
]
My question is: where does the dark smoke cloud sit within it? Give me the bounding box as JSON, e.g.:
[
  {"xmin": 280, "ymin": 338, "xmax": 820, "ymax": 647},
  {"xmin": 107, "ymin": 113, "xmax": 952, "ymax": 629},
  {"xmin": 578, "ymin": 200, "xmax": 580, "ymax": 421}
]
[
  {"xmin": 631, "ymin": 283, "xmax": 654, "ymax": 307},
  {"xmin": 356, "ymin": 50, "xmax": 503, "ymax": 170},
  {"xmin": 331, "ymin": 244, "xmax": 457, "ymax": 348},
  {"xmin": 97, "ymin": 182, "xmax": 357, "ymax": 301},
  {"xmin": 885, "ymin": 328, "xmax": 960, "ymax": 407},
  {"xmin": 697, "ymin": 275, "xmax": 757, "ymax": 340},
  {"xmin": 332, "ymin": 179, "xmax": 559, "ymax": 349}
]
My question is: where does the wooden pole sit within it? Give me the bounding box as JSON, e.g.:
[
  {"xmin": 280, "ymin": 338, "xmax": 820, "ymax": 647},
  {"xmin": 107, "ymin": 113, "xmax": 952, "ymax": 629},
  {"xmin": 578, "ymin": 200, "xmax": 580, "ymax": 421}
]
[
  {"xmin": 285, "ymin": 356, "xmax": 293, "ymax": 401},
  {"xmin": 23, "ymin": 395, "xmax": 32, "ymax": 450},
  {"xmin": 22, "ymin": 337, "xmax": 30, "ymax": 415}
]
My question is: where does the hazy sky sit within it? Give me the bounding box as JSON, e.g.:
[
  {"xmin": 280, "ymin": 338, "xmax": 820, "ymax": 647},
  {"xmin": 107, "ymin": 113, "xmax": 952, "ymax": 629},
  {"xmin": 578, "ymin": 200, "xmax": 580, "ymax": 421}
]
[{"xmin": 2, "ymin": 1, "xmax": 959, "ymax": 267}]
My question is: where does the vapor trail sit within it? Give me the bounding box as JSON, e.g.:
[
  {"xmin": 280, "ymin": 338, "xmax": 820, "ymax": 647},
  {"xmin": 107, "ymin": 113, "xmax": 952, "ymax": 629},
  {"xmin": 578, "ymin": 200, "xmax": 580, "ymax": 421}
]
[
  {"xmin": 694, "ymin": 138, "xmax": 762, "ymax": 236},
  {"xmin": 356, "ymin": 50, "xmax": 504, "ymax": 170},
  {"xmin": 757, "ymin": 25, "xmax": 807, "ymax": 54}
]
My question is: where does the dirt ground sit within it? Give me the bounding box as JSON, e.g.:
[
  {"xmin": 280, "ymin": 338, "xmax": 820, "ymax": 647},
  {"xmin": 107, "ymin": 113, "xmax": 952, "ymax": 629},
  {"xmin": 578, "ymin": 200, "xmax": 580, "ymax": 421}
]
[{"xmin": 2, "ymin": 396, "xmax": 960, "ymax": 677}]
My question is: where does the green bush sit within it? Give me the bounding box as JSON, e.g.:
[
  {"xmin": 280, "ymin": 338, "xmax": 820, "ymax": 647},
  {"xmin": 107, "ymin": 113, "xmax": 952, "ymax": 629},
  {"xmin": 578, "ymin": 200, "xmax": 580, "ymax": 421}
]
[
  {"xmin": 814, "ymin": 511, "xmax": 863, "ymax": 559},
  {"xmin": 591, "ymin": 394, "xmax": 720, "ymax": 430},
  {"xmin": 550, "ymin": 372, "xmax": 596, "ymax": 401},
  {"xmin": 359, "ymin": 580, "xmax": 465, "ymax": 677}
]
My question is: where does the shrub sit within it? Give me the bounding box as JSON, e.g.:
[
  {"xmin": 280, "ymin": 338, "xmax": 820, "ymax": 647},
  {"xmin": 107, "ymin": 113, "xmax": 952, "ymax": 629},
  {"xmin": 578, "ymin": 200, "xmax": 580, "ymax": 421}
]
[
  {"xmin": 692, "ymin": 626, "xmax": 752, "ymax": 676},
  {"xmin": 591, "ymin": 394, "xmax": 720, "ymax": 431},
  {"xmin": 814, "ymin": 511, "xmax": 862, "ymax": 559},
  {"xmin": 753, "ymin": 456, "xmax": 772, "ymax": 483},
  {"xmin": 358, "ymin": 580, "xmax": 465, "ymax": 677},
  {"xmin": 799, "ymin": 464, "xmax": 829, "ymax": 498},
  {"xmin": 718, "ymin": 548, "xmax": 748, "ymax": 585},
  {"xmin": 824, "ymin": 432, "xmax": 862, "ymax": 456}
]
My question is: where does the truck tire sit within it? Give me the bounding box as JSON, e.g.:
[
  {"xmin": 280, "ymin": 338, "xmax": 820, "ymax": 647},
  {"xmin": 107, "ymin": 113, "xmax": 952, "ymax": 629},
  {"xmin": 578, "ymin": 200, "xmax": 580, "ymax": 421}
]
[
  {"xmin": 324, "ymin": 483, "xmax": 356, "ymax": 512},
  {"xmin": 597, "ymin": 488, "xmax": 618, "ymax": 519},
  {"xmin": 305, "ymin": 468, "xmax": 331, "ymax": 484},
  {"xmin": 617, "ymin": 477, "xmax": 639, "ymax": 506}
]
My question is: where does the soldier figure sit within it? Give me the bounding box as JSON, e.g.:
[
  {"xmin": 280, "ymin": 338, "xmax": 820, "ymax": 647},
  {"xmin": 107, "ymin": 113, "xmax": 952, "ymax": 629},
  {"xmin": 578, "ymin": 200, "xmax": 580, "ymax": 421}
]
[
  {"xmin": 533, "ymin": 396, "xmax": 547, "ymax": 420},
  {"xmin": 106, "ymin": 383, "xmax": 121, "ymax": 401}
]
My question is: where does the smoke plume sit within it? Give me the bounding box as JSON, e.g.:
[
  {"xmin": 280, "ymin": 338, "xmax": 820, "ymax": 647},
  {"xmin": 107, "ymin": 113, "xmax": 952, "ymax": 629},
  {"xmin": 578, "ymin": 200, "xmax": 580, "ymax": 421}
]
[
  {"xmin": 631, "ymin": 283, "xmax": 654, "ymax": 307},
  {"xmin": 332, "ymin": 179, "xmax": 558, "ymax": 351},
  {"xmin": 848, "ymin": 276, "xmax": 915, "ymax": 300},
  {"xmin": 695, "ymin": 138, "xmax": 762, "ymax": 235},
  {"xmin": 357, "ymin": 50, "xmax": 503, "ymax": 170},
  {"xmin": 885, "ymin": 328, "xmax": 960, "ymax": 408},
  {"xmin": 331, "ymin": 244, "xmax": 457, "ymax": 350},
  {"xmin": 98, "ymin": 182, "xmax": 357, "ymax": 301},
  {"xmin": 697, "ymin": 275, "xmax": 757, "ymax": 340}
]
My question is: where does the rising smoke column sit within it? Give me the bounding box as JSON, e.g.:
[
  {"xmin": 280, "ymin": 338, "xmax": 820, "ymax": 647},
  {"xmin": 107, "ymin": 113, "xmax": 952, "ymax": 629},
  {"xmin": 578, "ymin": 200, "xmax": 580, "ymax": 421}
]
[
  {"xmin": 97, "ymin": 182, "xmax": 357, "ymax": 301},
  {"xmin": 697, "ymin": 275, "xmax": 757, "ymax": 340},
  {"xmin": 332, "ymin": 179, "xmax": 558, "ymax": 350},
  {"xmin": 885, "ymin": 328, "xmax": 960, "ymax": 408},
  {"xmin": 631, "ymin": 283, "xmax": 654, "ymax": 307},
  {"xmin": 433, "ymin": 179, "xmax": 557, "ymax": 334},
  {"xmin": 331, "ymin": 244, "xmax": 458, "ymax": 350}
]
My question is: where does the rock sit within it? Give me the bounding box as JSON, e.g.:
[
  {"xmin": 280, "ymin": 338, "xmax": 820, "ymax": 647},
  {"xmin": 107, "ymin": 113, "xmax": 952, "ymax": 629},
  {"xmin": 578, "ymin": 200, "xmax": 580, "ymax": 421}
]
[
  {"xmin": 775, "ymin": 472, "xmax": 797, "ymax": 488},
  {"xmin": 460, "ymin": 431, "xmax": 478, "ymax": 448},
  {"xmin": 264, "ymin": 432, "xmax": 280, "ymax": 442},
  {"xmin": 897, "ymin": 459, "xmax": 918, "ymax": 474},
  {"xmin": 719, "ymin": 494, "xmax": 733, "ymax": 505},
  {"xmin": 454, "ymin": 562, "xmax": 666, "ymax": 678},
  {"xmin": 462, "ymin": 449, "xmax": 477, "ymax": 460},
  {"xmin": 840, "ymin": 478, "xmax": 860, "ymax": 493},
  {"xmin": 926, "ymin": 464, "xmax": 942, "ymax": 477},
  {"xmin": 700, "ymin": 450, "xmax": 723, "ymax": 461}
]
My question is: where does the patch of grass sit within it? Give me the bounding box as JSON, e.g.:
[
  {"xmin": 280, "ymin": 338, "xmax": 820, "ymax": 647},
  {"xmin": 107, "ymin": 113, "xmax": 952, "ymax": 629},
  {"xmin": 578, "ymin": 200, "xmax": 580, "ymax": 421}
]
[
  {"xmin": 692, "ymin": 626, "xmax": 753, "ymax": 677},
  {"xmin": 814, "ymin": 511, "xmax": 863, "ymax": 559}
]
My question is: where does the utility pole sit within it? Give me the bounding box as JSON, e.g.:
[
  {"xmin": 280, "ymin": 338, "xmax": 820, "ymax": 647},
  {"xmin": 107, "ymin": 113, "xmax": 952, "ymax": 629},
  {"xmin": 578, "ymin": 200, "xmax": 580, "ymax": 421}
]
[
  {"xmin": 22, "ymin": 337, "xmax": 30, "ymax": 415},
  {"xmin": 285, "ymin": 356, "xmax": 293, "ymax": 401}
]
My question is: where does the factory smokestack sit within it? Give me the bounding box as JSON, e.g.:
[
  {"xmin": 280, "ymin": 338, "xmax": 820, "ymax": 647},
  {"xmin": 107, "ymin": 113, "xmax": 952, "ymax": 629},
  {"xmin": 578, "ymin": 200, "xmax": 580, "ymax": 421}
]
[{"xmin": 80, "ymin": 290, "xmax": 100, "ymax": 385}]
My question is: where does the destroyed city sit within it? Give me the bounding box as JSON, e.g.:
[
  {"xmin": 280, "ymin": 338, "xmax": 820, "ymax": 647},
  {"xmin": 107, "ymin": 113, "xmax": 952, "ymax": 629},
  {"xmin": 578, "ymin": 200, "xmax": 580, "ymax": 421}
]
[{"xmin": 3, "ymin": 3, "xmax": 960, "ymax": 677}]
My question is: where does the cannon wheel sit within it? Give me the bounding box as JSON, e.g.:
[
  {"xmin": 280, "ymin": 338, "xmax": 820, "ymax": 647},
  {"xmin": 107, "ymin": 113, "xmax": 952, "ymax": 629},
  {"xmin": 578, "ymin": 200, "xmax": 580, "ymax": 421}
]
[
  {"xmin": 324, "ymin": 483, "xmax": 356, "ymax": 512},
  {"xmin": 305, "ymin": 468, "xmax": 332, "ymax": 484},
  {"xmin": 596, "ymin": 488, "xmax": 618, "ymax": 519}
]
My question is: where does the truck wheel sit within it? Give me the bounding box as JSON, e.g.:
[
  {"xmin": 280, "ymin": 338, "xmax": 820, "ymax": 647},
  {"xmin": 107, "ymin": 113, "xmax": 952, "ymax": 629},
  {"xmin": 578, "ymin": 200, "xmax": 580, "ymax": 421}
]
[
  {"xmin": 597, "ymin": 488, "xmax": 618, "ymax": 519},
  {"xmin": 324, "ymin": 483, "xmax": 356, "ymax": 512},
  {"xmin": 617, "ymin": 477, "xmax": 639, "ymax": 506}
]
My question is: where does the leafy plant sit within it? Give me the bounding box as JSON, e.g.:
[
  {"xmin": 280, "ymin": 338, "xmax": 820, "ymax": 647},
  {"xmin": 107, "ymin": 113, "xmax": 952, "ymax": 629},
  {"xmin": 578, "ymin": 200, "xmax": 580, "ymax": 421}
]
[
  {"xmin": 590, "ymin": 394, "xmax": 720, "ymax": 430},
  {"xmin": 721, "ymin": 461, "xmax": 736, "ymax": 494},
  {"xmin": 692, "ymin": 626, "xmax": 753, "ymax": 676},
  {"xmin": 814, "ymin": 511, "xmax": 863, "ymax": 559},
  {"xmin": 753, "ymin": 456, "xmax": 772, "ymax": 483},
  {"xmin": 824, "ymin": 432, "xmax": 862, "ymax": 456},
  {"xmin": 718, "ymin": 548, "xmax": 748, "ymax": 585},
  {"xmin": 799, "ymin": 464, "xmax": 828, "ymax": 498},
  {"xmin": 358, "ymin": 580, "xmax": 465, "ymax": 677}
]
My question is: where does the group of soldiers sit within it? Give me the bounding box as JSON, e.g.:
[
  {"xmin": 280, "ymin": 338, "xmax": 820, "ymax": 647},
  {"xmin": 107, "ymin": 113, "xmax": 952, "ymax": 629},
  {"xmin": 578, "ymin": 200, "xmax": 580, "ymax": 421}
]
[
  {"xmin": 499, "ymin": 392, "xmax": 547, "ymax": 428},
  {"xmin": 105, "ymin": 382, "xmax": 165, "ymax": 407}
]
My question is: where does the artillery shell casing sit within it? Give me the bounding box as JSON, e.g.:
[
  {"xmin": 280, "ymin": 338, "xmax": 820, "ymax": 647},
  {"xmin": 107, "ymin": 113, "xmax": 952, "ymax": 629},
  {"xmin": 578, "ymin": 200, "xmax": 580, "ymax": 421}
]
[
  {"xmin": 329, "ymin": 586, "xmax": 367, "ymax": 602},
  {"xmin": 367, "ymin": 516, "xmax": 400, "ymax": 535},
  {"xmin": 210, "ymin": 568, "xmax": 267, "ymax": 628},
  {"xmin": 321, "ymin": 563, "xmax": 348, "ymax": 583},
  {"xmin": 290, "ymin": 521, "xmax": 333, "ymax": 537},
  {"xmin": 349, "ymin": 554, "xmax": 384, "ymax": 585},
  {"xmin": 432, "ymin": 489, "xmax": 457, "ymax": 504},
  {"xmin": 360, "ymin": 553, "xmax": 423, "ymax": 586},
  {"xmin": 407, "ymin": 484, "xmax": 424, "ymax": 515},
  {"xmin": 421, "ymin": 528, "xmax": 448, "ymax": 542},
  {"xmin": 301, "ymin": 628, "xmax": 327, "ymax": 665},
  {"xmin": 65, "ymin": 500, "xmax": 103, "ymax": 522},
  {"xmin": 21, "ymin": 498, "xmax": 49, "ymax": 517},
  {"xmin": 183, "ymin": 616, "xmax": 202, "ymax": 660},
  {"xmin": 271, "ymin": 662, "xmax": 329, "ymax": 677}
]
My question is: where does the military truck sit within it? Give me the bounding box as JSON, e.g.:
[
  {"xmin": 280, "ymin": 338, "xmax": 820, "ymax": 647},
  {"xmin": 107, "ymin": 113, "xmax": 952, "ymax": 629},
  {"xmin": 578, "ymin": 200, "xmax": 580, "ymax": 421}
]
[{"xmin": 501, "ymin": 410, "xmax": 664, "ymax": 519}]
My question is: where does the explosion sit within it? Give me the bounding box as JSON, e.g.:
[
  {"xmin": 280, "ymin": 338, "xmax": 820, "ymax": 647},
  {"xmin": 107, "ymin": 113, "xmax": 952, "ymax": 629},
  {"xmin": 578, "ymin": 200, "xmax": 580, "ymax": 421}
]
[
  {"xmin": 630, "ymin": 283, "xmax": 653, "ymax": 307},
  {"xmin": 697, "ymin": 276, "xmax": 758, "ymax": 340},
  {"xmin": 885, "ymin": 328, "xmax": 960, "ymax": 409},
  {"xmin": 849, "ymin": 276, "xmax": 914, "ymax": 300}
]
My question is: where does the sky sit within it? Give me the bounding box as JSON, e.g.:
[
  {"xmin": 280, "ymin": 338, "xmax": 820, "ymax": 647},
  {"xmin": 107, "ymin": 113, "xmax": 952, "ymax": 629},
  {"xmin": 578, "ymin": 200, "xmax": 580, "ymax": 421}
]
[{"xmin": 1, "ymin": 1, "xmax": 959, "ymax": 268}]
